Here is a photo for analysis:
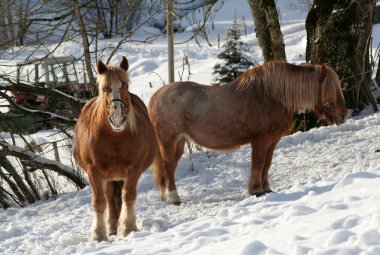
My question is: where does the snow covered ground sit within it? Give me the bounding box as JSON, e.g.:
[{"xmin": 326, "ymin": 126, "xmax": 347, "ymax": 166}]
[
  {"xmin": 1, "ymin": 0, "xmax": 380, "ymax": 254},
  {"xmin": 1, "ymin": 109, "xmax": 379, "ymax": 255}
]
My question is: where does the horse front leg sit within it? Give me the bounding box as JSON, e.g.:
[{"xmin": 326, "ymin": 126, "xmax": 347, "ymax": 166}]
[
  {"xmin": 89, "ymin": 176, "xmax": 107, "ymax": 241},
  {"xmin": 262, "ymin": 136, "xmax": 283, "ymax": 193},
  {"xmin": 261, "ymin": 144, "xmax": 276, "ymax": 194},
  {"xmin": 248, "ymin": 140, "xmax": 268, "ymax": 196},
  {"xmin": 118, "ymin": 172, "xmax": 139, "ymax": 236}
]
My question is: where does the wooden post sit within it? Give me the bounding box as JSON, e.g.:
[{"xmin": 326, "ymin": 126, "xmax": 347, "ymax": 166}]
[
  {"xmin": 167, "ymin": 0, "xmax": 175, "ymax": 84},
  {"xmin": 34, "ymin": 64, "xmax": 39, "ymax": 83},
  {"xmin": 53, "ymin": 142, "xmax": 61, "ymax": 163}
]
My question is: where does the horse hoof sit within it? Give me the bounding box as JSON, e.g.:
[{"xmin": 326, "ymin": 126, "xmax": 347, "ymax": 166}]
[
  {"xmin": 254, "ymin": 192, "xmax": 265, "ymax": 197},
  {"xmin": 250, "ymin": 192, "xmax": 265, "ymax": 197},
  {"xmin": 108, "ymin": 228, "xmax": 117, "ymax": 236},
  {"xmin": 165, "ymin": 190, "xmax": 181, "ymax": 205},
  {"xmin": 122, "ymin": 229, "xmax": 136, "ymax": 237},
  {"xmin": 172, "ymin": 201, "xmax": 181, "ymax": 206},
  {"xmin": 107, "ymin": 224, "xmax": 118, "ymax": 236},
  {"xmin": 90, "ymin": 232, "xmax": 108, "ymax": 242},
  {"xmin": 264, "ymin": 189, "xmax": 273, "ymax": 194},
  {"xmin": 118, "ymin": 226, "xmax": 139, "ymax": 237}
]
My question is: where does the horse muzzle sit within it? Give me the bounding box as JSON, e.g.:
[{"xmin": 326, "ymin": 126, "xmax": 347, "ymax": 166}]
[
  {"xmin": 332, "ymin": 114, "xmax": 347, "ymax": 126},
  {"xmin": 108, "ymin": 114, "xmax": 127, "ymax": 131}
]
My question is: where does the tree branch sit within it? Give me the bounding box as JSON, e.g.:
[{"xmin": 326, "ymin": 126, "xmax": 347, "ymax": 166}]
[
  {"xmin": 0, "ymin": 140, "xmax": 86, "ymax": 189},
  {"xmin": 0, "ymin": 91, "xmax": 77, "ymax": 126}
]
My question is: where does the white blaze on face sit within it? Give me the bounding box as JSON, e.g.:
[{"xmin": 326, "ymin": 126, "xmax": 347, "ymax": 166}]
[
  {"xmin": 111, "ymin": 83, "xmax": 123, "ymax": 126},
  {"xmin": 108, "ymin": 83, "xmax": 127, "ymax": 132}
]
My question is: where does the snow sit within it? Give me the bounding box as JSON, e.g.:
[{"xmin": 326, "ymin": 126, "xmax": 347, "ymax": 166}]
[
  {"xmin": 1, "ymin": 113, "xmax": 380, "ymax": 254},
  {"xmin": 1, "ymin": 0, "xmax": 380, "ymax": 254}
]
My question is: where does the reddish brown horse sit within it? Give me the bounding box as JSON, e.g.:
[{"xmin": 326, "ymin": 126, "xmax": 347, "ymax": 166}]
[
  {"xmin": 72, "ymin": 57, "xmax": 157, "ymax": 241},
  {"xmin": 148, "ymin": 61, "xmax": 348, "ymax": 205}
]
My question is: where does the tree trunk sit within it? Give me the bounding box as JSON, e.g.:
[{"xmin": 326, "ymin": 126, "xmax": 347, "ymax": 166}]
[
  {"xmin": 376, "ymin": 49, "xmax": 380, "ymax": 88},
  {"xmin": 0, "ymin": 1, "xmax": 9, "ymax": 49},
  {"xmin": 306, "ymin": 0, "xmax": 378, "ymax": 112},
  {"xmin": 6, "ymin": 0, "xmax": 16, "ymax": 45},
  {"xmin": 247, "ymin": 0, "xmax": 286, "ymax": 61},
  {"xmin": 72, "ymin": 0, "xmax": 96, "ymax": 88},
  {"xmin": 167, "ymin": 0, "xmax": 175, "ymax": 83}
]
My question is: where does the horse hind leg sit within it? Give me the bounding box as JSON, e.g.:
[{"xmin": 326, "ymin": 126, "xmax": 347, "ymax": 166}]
[
  {"xmin": 118, "ymin": 173, "xmax": 140, "ymax": 236},
  {"xmin": 261, "ymin": 139, "xmax": 281, "ymax": 194},
  {"xmin": 152, "ymin": 150, "xmax": 166, "ymax": 202},
  {"xmin": 157, "ymin": 136, "xmax": 185, "ymax": 205},
  {"xmin": 89, "ymin": 176, "xmax": 107, "ymax": 241},
  {"xmin": 106, "ymin": 181, "xmax": 122, "ymax": 236},
  {"xmin": 166, "ymin": 137, "xmax": 186, "ymax": 204}
]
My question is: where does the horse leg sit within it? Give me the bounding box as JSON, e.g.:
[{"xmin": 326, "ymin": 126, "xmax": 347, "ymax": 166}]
[
  {"xmin": 261, "ymin": 144, "xmax": 276, "ymax": 194},
  {"xmin": 106, "ymin": 181, "xmax": 122, "ymax": 236},
  {"xmin": 248, "ymin": 139, "xmax": 269, "ymax": 196},
  {"xmin": 159, "ymin": 138, "xmax": 183, "ymax": 205},
  {"xmin": 118, "ymin": 172, "xmax": 139, "ymax": 236},
  {"xmin": 262, "ymin": 137, "xmax": 282, "ymax": 193},
  {"xmin": 89, "ymin": 176, "xmax": 107, "ymax": 241}
]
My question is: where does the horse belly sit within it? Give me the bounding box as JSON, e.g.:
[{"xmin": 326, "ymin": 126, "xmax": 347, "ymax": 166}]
[
  {"xmin": 185, "ymin": 127, "xmax": 249, "ymax": 151},
  {"xmin": 93, "ymin": 156, "xmax": 131, "ymax": 179}
]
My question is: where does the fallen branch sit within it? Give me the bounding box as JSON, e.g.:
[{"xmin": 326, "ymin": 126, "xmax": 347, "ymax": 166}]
[{"xmin": 0, "ymin": 140, "xmax": 86, "ymax": 189}]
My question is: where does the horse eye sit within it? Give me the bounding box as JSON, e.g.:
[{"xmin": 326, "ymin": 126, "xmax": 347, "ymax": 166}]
[{"xmin": 103, "ymin": 87, "xmax": 111, "ymax": 93}]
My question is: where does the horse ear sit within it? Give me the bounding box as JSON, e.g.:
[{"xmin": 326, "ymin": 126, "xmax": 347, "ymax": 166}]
[
  {"xmin": 319, "ymin": 64, "xmax": 327, "ymax": 83},
  {"xmin": 97, "ymin": 60, "xmax": 107, "ymax": 75},
  {"xmin": 120, "ymin": 56, "xmax": 129, "ymax": 71}
]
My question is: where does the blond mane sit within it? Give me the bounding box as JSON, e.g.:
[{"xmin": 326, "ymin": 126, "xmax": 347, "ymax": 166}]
[
  {"xmin": 238, "ymin": 61, "xmax": 343, "ymax": 112},
  {"xmin": 94, "ymin": 65, "xmax": 137, "ymax": 133}
]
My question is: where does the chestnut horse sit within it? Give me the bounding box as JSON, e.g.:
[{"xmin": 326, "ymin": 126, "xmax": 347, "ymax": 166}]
[
  {"xmin": 72, "ymin": 57, "xmax": 157, "ymax": 241},
  {"xmin": 148, "ymin": 61, "xmax": 348, "ymax": 205}
]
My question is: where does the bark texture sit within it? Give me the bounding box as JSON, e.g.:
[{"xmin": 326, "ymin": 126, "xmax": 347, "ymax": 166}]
[
  {"xmin": 247, "ymin": 0, "xmax": 286, "ymax": 61},
  {"xmin": 306, "ymin": 0, "xmax": 378, "ymax": 112}
]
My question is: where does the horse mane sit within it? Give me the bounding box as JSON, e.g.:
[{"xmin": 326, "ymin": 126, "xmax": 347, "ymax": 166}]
[
  {"xmin": 237, "ymin": 61, "xmax": 343, "ymax": 112},
  {"xmin": 91, "ymin": 64, "xmax": 137, "ymax": 133}
]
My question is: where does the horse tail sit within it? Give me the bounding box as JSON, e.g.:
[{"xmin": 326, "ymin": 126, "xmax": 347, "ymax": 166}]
[{"xmin": 152, "ymin": 149, "xmax": 166, "ymax": 201}]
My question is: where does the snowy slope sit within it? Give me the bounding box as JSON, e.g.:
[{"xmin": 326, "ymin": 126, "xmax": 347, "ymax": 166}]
[{"xmin": 1, "ymin": 0, "xmax": 380, "ymax": 254}]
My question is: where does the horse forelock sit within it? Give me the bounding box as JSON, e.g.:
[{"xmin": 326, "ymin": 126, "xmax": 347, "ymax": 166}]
[
  {"xmin": 97, "ymin": 65, "xmax": 130, "ymax": 94},
  {"xmin": 237, "ymin": 62, "xmax": 343, "ymax": 112},
  {"xmin": 320, "ymin": 65, "xmax": 344, "ymax": 104}
]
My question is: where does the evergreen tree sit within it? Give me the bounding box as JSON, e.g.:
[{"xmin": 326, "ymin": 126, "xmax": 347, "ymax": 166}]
[{"xmin": 213, "ymin": 18, "xmax": 256, "ymax": 85}]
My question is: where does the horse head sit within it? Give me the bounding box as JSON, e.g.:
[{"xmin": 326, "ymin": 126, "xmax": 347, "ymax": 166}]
[
  {"xmin": 97, "ymin": 56, "xmax": 132, "ymax": 132},
  {"xmin": 314, "ymin": 64, "xmax": 348, "ymax": 126}
]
